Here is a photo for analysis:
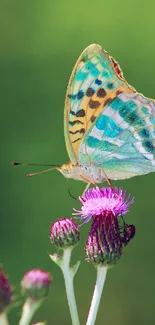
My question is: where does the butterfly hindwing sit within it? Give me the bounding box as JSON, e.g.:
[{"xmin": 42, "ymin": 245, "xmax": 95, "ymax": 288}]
[
  {"xmin": 64, "ymin": 44, "xmax": 135, "ymax": 165},
  {"xmin": 78, "ymin": 92, "xmax": 155, "ymax": 179}
]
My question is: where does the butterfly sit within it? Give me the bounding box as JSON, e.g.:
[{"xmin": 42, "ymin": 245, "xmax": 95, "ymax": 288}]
[
  {"xmin": 56, "ymin": 43, "xmax": 155, "ymax": 188},
  {"xmin": 14, "ymin": 44, "xmax": 155, "ymax": 188}
]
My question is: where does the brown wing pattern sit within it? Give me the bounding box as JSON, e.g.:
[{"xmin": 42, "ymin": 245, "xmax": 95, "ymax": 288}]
[{"xmin": 64, "ymin": 44, "xmax": 136, "ymax": 164}]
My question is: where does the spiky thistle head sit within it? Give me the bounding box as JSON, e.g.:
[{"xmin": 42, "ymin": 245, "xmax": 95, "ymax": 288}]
[
  {"xmin": 74, "ymin": 186, "xmax": 135, "ymax": 267},
  {"xmin": 74, "ymin": 187, "xmax": 134, "ymax": 224}
]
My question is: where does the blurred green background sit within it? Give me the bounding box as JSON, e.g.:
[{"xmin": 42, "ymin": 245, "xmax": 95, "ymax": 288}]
[{"xmin": 0, "ymin": 0, "xmax": 155, "ymax": 324}]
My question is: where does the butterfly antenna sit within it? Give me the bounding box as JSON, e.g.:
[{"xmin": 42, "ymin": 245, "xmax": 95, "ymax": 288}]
[
  {"xmin": 12, "ymin": 162, "xmax": 60, "ymax": 177},
  {"xmin": 12, "ymin": 162, "xmax": 59, "ymax": 167},
  {"xmin": 27, "ymin": 167, "xmax": 57, "ymax": 177}
]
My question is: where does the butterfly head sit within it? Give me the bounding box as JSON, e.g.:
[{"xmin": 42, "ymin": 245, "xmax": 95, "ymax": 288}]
[
  {"xmin": 57, "ymin": 162, "xmax": 76, "ymax": 179},
  {"xmin": 57, "ymin": 162, "xmax": 87, "ymax": 181}
]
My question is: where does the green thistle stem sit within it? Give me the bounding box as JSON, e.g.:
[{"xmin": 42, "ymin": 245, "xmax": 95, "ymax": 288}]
[
  {"xmin": 19, "ymin": 298, "xmax": 41, "ymax": 325},
  {"xmin": 60, "ymin": 248, "xmax": 80, "ymax": 325},
  {"xmin": 0, "ymin": 312, "xmax": 9, "ymax": 325},
  {"xmin": 86, "ymin": 266, "xmax": 108, "ymax": 325},
  {"xmin": 49, "ymin": 248, "xmax": 80, "ymax": 325}
]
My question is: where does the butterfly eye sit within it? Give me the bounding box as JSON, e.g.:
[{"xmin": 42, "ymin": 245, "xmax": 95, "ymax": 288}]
[{"xmin": 62, "ymin": 164, "xmax": 70, "ymax": 174}]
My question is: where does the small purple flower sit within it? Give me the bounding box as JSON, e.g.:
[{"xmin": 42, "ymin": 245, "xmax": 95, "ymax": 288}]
[
  {"xmin": 50, "ymin": 218, "xmax": 80, "ymax": 249},
  {"xmin": 0, "ymin": 268, "xmax": 12, "ymax": 312},
  {"xmin": 74, "ymin": 187, "xmax": 134, "ymax": 224},
  {"xmin": 21, "ymin": 269, "xmax": 51, "ymax": 299}
]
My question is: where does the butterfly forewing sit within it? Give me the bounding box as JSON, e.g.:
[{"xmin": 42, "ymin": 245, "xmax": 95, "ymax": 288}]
[{"xmin": 64, "ymin": 44, "xmax": 135, "ymax": 165}]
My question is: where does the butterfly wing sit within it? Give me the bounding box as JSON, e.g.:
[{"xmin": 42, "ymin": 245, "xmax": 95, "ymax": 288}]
[
  {"xmin": 64, "ymin": 44, "xmax": 135, "ymax": 165},
  {"xmin": 78, "ymin": 92, "xmax": 155, "ymax": 179}
]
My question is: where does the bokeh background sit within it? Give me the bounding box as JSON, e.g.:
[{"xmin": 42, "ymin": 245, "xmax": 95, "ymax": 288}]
[{"xmin": 0, "ymin": 0, "xmax": 155, "ymax": 324}]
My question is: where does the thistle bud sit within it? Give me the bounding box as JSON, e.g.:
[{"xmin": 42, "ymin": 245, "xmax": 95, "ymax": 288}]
[
  {"xmin": 21, "ymin": 269, "xmax": 51, "ymax": 300},
  {"xmin": 50, "ymin": 218, "xmax": 80, "ymax": 249},
  {"xmin": 0, "ymin": 268, "xmax": 12, "ymax": 312}
]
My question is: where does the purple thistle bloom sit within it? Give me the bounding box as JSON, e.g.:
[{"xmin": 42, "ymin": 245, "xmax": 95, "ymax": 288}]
[
  {"xmin": 74, "ymin": 187, "xmax": 134, "ymax": 224},
  {"xmin": 21, "ymin": 269, "xmax": 51, "ymax": 299},
  {"xmin": 0, "ymin": 268, "xmax": 12, "ymax": 312},
  {"xmin": 73, "ymin": 186, "xmax": 135, "ymax": 266}
]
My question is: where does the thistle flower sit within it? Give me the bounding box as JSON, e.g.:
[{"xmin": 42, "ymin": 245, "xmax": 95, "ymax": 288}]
[
  {"xmin": 21, "ymin": 269, "xmax": 51, "ymax": 300},
  {"xmin": 74, "ymin": 187, "xmax": 135, "ymax": 266},
  {"xmin": 74, "ymin": 187, "xmax": 134, "ymax": 224},
  {"xmin": 50, "ymin": 218, "xmax": 80, "ymax": 249},
  {"xmin": 0, "ymin": 268, "xmax": 12, "ymax": 312}
]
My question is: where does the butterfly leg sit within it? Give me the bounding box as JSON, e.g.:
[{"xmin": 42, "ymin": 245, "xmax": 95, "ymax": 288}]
[
  {"xmin": 80, "ymin": 173, "xmax": 96, "ymax": 185},
  {"xmin": 99, "ymin": 167, "xmax": 112, "ymax": 187},
  {"xmin": 99, "ymin": 167, "xmax": 124, "ymax": 205},
  {"xmin": 99, "ymin": 166, "xmax": 121, "ymax": 199},
  {"xmin": 80, "ymin": 173, "xmax": 96, "ymax": 196},
  {"xmin": 82, "ymin": 182, "xmax": 91, "ymax": 196}
]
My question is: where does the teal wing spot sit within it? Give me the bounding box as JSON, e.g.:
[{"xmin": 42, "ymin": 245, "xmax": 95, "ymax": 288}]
[
  {"xmin": 138, "ymin": 128, "xmax": 150, "ymax": 138},
  {"xmin": 119, "ymin": 101, "xmax": 137, "ymax": 118},
  {"xmin": 87, "ymin": 136, "xmax": 118, "ymax": 151},
  {"xmin": 126, "ymin": 111, "xmax": 145, "ymax": 127},
  {"xmin": 102, "ymin": 68, "xmax": 113, "ymax": 79},
  {"xmin": 142, "ymin": 141, "xmax": 155, "ymax": 154},
  {"xmin": 149, "ymin": 116, "xmax": 155, "ymax": 124},
  {"xmin": 110, "ymin": 99, "xmax": 146, "ymax": 128},
  {"xmin": 87, "ymin": 136, "xmax": 100, "ymax": 148},
  {"xmin": 91, "ymin": 66, "xmax": 99, "ymax": 77},
  {"xmin": 85, "ymin": 62, "xmax": 95, "ymax": 70},
  {"xmin": 76, "ymin": 70, "xmax": 88, "ymax": 81},
  {"xmin": 106, "ymin": 121, "xmax": 123, "ymax": 138},
  {"xmin": 109, "ymin": 97, "xmax": 124, "ymax": 110},
  {"xmin": 141, "ymin": 106, "xmax": 149, "ymax": 115},
  {"xmin": 96, "ymin": 115, "xmax": 109, "ymax": 130},
  {"xmin": 96, "ymin": 115, "xmax": 123, "ymax": 137}
]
